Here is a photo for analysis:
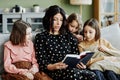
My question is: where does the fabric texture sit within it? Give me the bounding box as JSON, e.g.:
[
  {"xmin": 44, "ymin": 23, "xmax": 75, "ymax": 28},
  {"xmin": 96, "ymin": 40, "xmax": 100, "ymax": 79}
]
[
  {"xmin": 35, "ymin": 31, "xmax": 96, "ymax": 80},
  {"xmin": 13, "ymin": 61, "xmax": 32, "ymax": 69},
  {"xmin": 2, "ymin": 39, "xmax": 40, "ymax": 80},
  {"xmin": 4, "ymin": 40, "xmax": 38, "ymax": 74},
  {"xmin": 2, "ymin": 61, "xmax": 52, "ymax": 80},
  {"xmin": 34, "ymin": 72, "xmax": 52, "ymax": 80},
  {"xmin": 2, "ymin": 73, "xmax": 30, "ymax": 80},
  {"xmin": 101, "ymin": 23, "xmax": 120, "ymax": 50},
  {"xmin": 79, "ymin": 38, "xmax": 120, "ymax": 74}
]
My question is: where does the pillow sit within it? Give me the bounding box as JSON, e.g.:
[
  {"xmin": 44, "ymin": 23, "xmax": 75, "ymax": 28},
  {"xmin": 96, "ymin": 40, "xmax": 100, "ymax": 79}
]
[
  {"xmin": 101, "ymin": 23, "xmax": 120, "ymax": 50},
  {"xmin": 0, "ymin": 34, "xmax": 10, "ymax": 74}
]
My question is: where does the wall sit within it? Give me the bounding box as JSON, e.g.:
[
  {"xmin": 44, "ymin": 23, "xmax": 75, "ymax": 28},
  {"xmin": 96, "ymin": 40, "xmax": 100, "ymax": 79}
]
[{"xmin": 0, "ymin": 0, "xmax": 93, "ymax": 22}]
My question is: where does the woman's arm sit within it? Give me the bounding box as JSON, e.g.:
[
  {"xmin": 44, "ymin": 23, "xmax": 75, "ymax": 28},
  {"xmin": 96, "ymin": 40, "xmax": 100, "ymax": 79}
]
[
  {"xmin": 47, "ymin": 62, "xmax": 68, "ymax": 70},
  {"xmin": 34, "ymin": 33, "xmax": 50, "ymax": 71}
]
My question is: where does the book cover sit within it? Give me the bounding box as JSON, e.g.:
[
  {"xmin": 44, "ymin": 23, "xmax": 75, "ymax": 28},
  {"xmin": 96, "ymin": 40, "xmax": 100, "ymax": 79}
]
[{"xmin": 62, "ymin": 51, "xmax": 94, "ymax": 68}]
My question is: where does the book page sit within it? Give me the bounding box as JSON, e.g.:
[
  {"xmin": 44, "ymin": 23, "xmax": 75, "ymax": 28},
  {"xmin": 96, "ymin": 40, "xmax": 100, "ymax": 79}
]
[
  {"xmin": 80, "ymin": 51, "xmax": 91, "ymax": 56},
  {"xmin": 62, "ymin": 51, "xmax": 94, "ymax": 67},
  {"xmin": 62, "ymin": 51, "xmax": 92, "ymax": 62}
]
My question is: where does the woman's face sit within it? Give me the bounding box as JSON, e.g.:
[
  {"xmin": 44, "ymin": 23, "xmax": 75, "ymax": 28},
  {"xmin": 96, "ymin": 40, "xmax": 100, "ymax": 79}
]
[
  {"xmin": 84, "ymin": 25, "xmax": 96, "ymax": 41},
  {"xmin": 68, "ymin": 20, "xmax": 79, "ymax": 33},
  {"xmin": 52, "ymin": 13, "xmax": 63, "ymax": 34}
]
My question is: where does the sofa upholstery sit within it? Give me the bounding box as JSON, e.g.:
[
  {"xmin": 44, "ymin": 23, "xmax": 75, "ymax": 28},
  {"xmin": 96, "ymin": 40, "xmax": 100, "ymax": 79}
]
[
  {"xmin": 0, "ymin": 23, "xmax": 120, "ymax": 80},
  {"xmin": 0, "ymin": 34, "xmax": 9, "ymax": 80},
  {"xmin": 101, "ymin": 23, "xmax": 120, "ymax": 50}
]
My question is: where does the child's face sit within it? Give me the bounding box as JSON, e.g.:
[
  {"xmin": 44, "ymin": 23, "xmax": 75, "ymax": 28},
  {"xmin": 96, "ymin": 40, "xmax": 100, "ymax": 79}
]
[
  {"xmin": 68, "ymin": 20, "xmax": 79, "ymax": 33},
  {"xmin": 84, "ymin": 25, "xmax": 96, "ymax": 41},
  {"xmin": 52, "ymin": 13, "xmax": 63, "ymax": 34},
  {"xmin": 26, "ymin": 27, "xmax": 32, "ymax": 41}
]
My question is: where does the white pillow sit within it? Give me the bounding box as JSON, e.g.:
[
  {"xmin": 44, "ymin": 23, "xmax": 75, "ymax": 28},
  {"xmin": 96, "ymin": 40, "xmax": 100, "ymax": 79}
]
[{"xmin": 101, "ymin": 23, "xmax": 120, "ymax": 50}]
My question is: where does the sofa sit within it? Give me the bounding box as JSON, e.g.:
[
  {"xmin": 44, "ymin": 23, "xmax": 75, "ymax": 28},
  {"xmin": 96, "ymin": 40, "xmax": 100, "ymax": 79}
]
[{"xmin": 0, "ymin": 23, "xmax": 120, "ymax": 80}]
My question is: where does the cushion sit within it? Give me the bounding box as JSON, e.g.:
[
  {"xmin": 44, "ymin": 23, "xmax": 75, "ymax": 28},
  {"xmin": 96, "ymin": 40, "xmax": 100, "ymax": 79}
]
[
  {"xmin": 0, "ymin": 34, "xmax": 10, "ymax": 75},
  {"xmin": 101, "ymin": 23, "xmax": 120, "ymax": 50}
]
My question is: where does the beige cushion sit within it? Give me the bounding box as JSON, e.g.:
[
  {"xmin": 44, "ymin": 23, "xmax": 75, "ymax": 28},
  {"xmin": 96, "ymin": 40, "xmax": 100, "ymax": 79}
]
[{"xmin": 101, "ymin": 23, "xmax": 120, "ymax": 50}]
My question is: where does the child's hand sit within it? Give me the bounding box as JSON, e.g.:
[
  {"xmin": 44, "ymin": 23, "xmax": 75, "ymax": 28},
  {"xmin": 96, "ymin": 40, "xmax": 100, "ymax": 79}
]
[
  {"xmin": 98, "ymin": 45, "xmax": 109, "ymax": 52},
  {"xmin": 23, "ymin": 72, "xmax": 34, "ymax": 80},
  {"xmin": 29, "ymin": 67, "xmax": 38, "ymax": 74},
  {"xmin": 75, "ymin": 34, "xmax": 83, "ymax": 42}
]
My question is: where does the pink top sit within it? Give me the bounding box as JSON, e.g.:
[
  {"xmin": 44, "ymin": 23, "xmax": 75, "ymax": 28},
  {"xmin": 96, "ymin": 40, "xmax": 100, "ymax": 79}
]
[{"xmin": 4, "ymin": 40, "xmax": 39, "ymax": 74}]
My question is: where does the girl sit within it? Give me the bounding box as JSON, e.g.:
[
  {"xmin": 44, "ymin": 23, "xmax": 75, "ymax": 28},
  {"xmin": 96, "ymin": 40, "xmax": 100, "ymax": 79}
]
[
  {"xmin": 2, "ymin": 20, "xmax": 45, "ymax": 80},
  {"xmin": 35, "ymin": 5, "xmax": 97, "ymax": 80},
  {"xmin": 78, "ymin": 18, "xmax": 120, "ymax": 80},
  {"xmin": 67, "ymin": 13, "xmax": 83, "ymax": 42}
]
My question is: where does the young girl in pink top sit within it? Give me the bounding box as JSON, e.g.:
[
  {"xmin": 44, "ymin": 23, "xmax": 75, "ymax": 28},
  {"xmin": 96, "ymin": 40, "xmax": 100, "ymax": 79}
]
[{"xmin": 2, "ymin": 20, "xmax": 41, "ymax": 80}]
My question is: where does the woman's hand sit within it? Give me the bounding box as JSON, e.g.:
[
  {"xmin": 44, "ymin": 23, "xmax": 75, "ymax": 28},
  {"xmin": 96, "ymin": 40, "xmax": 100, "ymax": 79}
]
[
  {"xmin": 47, "ymin": 62, "xmax": 68, "ymax": 70},
  {"xmin": 76, "ymin": 62, "xmax": 86, "ymax": 69}
]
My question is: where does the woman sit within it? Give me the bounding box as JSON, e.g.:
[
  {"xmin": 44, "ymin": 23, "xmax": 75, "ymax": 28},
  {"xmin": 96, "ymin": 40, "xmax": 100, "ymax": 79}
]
[{"xmin": 35, "ymin": 5, "xmax": 96, "ymax": 80}]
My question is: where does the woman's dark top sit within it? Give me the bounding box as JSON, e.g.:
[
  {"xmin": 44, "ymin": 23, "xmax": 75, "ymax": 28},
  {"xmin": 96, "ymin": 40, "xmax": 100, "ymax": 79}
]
[{"xmin": 35, "ymin": 31, "xmax": 96, "ymax": 80}]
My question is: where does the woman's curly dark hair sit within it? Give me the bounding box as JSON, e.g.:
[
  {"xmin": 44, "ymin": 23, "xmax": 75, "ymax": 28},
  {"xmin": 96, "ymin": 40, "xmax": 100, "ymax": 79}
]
[{"xmin": 42, "ymin": 5, "xmax": 67, "ymax": 34}]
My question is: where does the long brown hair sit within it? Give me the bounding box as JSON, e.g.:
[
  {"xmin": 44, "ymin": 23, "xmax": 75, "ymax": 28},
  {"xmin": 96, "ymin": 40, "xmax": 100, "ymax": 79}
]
[
  {"xmin": 67, "ymin": 13, "xmax": 82, "ymax": 34},
  {"xmin": 83, "ymin": 18, "xmax": 100, "ymax": 41},
  {"xmin": 10, "ymin": 19, "xmax": 31, "ymax": 46}
]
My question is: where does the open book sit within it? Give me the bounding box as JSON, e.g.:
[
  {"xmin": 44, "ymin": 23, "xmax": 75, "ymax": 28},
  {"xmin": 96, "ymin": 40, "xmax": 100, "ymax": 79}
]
[{"xmin": 62, "ymin": 51, "xmax": 94, "ymax": 68}]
